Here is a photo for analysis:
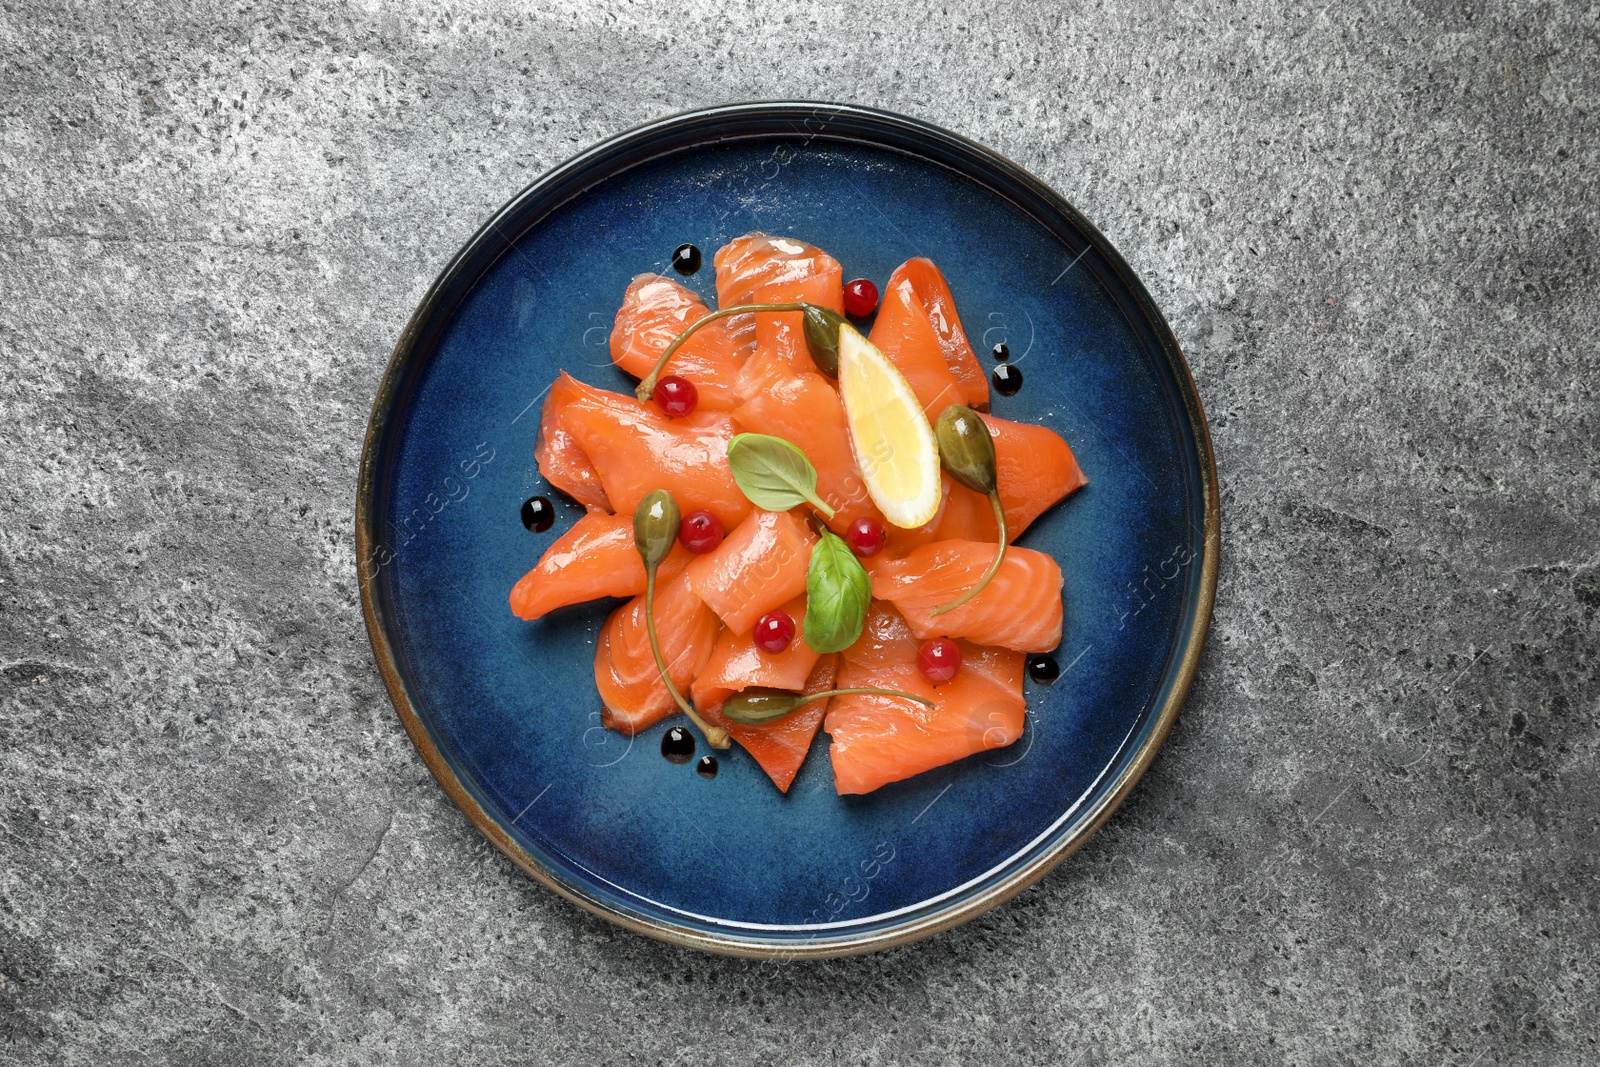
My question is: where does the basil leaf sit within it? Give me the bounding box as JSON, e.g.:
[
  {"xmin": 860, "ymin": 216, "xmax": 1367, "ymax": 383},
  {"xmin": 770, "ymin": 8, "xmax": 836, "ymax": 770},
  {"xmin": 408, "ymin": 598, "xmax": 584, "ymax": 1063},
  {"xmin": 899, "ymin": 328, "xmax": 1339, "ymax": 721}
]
[
  {"xmin": 726, "ymin": 433, "xmax": 836, "ymax": 518},
  {"xmin": 803, "ymin": 529, "xmax": 870, "ymax": 654}
]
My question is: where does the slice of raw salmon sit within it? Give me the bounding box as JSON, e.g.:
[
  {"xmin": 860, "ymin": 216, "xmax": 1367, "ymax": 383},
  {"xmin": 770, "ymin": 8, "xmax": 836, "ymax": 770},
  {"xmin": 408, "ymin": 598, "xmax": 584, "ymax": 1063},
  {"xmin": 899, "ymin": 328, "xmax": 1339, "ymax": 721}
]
[
  {"xmin": 734, "ymin": 269, "xmax": 849, "ymax": 401},
  {"xmin": 535, "ymin": 373, "xmax": 611, "ymax": 511},
  {"xmin": 609, "ymin": 274, "xmax": 744, "ymax": 411},
  {"xmin": 509, "ymin": 510, "xmax": 690, "ymax": 620},
  {"xmin": 878, "ymin": 472, "xmax": 957, "ymax": 557},
  {"xmin": 867, "ymin": 273, "xmax": 969, "ymax": 420},
  {"xmin": 594, "ymin": 568, "xmax": 720, "ymax": 736},
  {"xmin": 714, "ymin": 233, "xmax": 845, "ymax": 366},
  {"xmin": 545, "ymin": 372, "xmax": 752, "ymax": 531},
  {"xmin": 933, "ymin": 414, "xmax": 1088, "ymax": 543},
  {"xmin": 685, "ymin": 509, "xmax": 817, "ymax": 634},
  {"xmin": 825, "ymin": 604, "xmax": 1025, "ymax": 795},
  {"xmin": 868, "ymin": 540, "xmax": 1063, "ymax": 652},
  {"xmin": 730, "ymin": 372, "xmax": 885, "ymax": 536},
  {"xmin": 703, "ymin": 653, "xmax": 839, "ymax": 794},
  {"xmin": 922, "ymin": 477, "xmax": 994, "ymax": 544},
  {"xmin": 690, "ymin": 594, "xmax": 821, "ymax": 712},
  {"xmin": 884, "ymin": 259, "xmax": 989, "ymax": 410}
]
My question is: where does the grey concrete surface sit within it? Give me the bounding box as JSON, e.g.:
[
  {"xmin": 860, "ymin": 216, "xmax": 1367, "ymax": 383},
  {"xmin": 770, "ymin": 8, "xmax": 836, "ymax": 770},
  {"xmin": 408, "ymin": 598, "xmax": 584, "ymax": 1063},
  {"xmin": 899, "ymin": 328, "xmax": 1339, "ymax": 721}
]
[{"xmin": 1, "ymin": 1, "xmax": 1596, "ymax": 1064}]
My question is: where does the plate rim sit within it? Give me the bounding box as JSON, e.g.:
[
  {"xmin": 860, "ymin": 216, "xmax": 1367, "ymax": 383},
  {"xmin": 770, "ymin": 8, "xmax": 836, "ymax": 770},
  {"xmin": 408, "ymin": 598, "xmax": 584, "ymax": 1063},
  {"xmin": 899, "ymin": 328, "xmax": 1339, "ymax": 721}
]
[{"xmin": 355, "ymin": 100, "xmax": 1221, "ymax": 958}]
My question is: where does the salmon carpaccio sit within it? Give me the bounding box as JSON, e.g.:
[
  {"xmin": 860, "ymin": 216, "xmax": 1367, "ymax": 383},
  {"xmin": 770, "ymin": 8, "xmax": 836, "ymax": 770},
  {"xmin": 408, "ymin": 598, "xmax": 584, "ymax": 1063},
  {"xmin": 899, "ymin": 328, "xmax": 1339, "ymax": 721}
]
[
  {"xmin": 691, "ymin": 595, "xmax": 835, "ymax": 792},
  {"xmin": 869, "ymin": 540, "xmax": 1064, "ymax": 652},
  {"xmin": 738, "ymin": 271, "xmax": 846, "ymax": 402},
  {"xmin": 534, "ymin": 374, "xmax": 611, "ymax": 511},
  {"xmin": 716, "ymin": 654, "xmax": 839, "ymax": 794},
  {"xmin": 510, "ymin": 510, "xmax": 691, "ymax": 620},
  {"xmin": 826, "ymin": 604, "xmax": 1025, "ymax": 795},
  {"xmin": 691, "ymin": 596, "xmax": 820, "ymax": 711},
  {"xmin": 610, "ymin": 274, "xmax": 743, "ymax": 411},
  {"xmin": 880, "ymin": 414, "xmax": 1087, "ymax": 555},
  {"xmin": 514, "ymin": 232, "xmax": 1087, "ymax": 796},
  {"xmin": 714, "ymin": 232, "xmax": 844, "ymax": 357},
  {"xmin": 930, "ymin": 414, "xmax": 1088, "ymax": 543},
  {"xmin": 882, "ymin": 258, "xmax": 989, "ymax": 410},
  {"xmin": 595, "ymin": 568, "xmax": 720, "ymax": 736},
  {"xmin": 686, "ymin": 509, "xmax": 816, "ymax": 634},
  {"xmin": 537, "ymin": 372, "xmax": 752, "ymax": 531},
  {"xmin": 868, "ymin": 272, "xmax": 970, "ymax": 420}
]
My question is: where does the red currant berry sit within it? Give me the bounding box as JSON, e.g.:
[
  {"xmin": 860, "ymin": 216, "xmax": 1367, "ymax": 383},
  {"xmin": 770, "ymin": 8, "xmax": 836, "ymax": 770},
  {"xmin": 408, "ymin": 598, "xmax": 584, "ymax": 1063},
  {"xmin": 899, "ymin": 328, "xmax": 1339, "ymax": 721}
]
[
  {"xmin": 655, "ymin": 375, "xmax": 698, "ymax": 418},
  {"xmin": 846, "ymin": 516, "xmax": 887, "ymax": 557},
  {"xmin": 917, "ymin": 638, "xmax": 961, "ymax": 685},
  {"xmin": 842, "ymin": 278, "xmax": 879, "ymax": 317},
  {"xmin": 678, "ymin": 510, "xmax": 723, "ymax": 554},
  {"xmin": 754, "ymin": 611, "xmax": 796, "ymax": 654}
]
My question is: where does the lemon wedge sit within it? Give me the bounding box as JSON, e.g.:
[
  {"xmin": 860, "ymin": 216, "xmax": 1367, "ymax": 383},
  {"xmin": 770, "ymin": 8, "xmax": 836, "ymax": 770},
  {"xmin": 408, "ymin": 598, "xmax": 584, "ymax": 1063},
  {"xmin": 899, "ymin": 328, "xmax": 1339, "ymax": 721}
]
[{"xmin": 837, "ymin": 323, "xmax": 942, "ymax": 529}]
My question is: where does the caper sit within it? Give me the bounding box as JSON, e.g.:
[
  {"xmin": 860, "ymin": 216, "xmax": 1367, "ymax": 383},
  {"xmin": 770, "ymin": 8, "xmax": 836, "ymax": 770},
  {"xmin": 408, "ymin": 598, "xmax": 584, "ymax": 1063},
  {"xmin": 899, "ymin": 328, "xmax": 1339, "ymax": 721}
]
[
  {"xmin": 633, "ymin": 489, "xmax": 680, "ymax": 569},
  {"xmin": 930, "ymin": 406, "xmax": 1009, "ymax": 617},
  {"xmin": 934, "ymin": 405, "xmax": 997, "ymax": 496},
  {"xmin": 721, "ymin": 686, "xmax": 935, "ymax": 725},
  {"xmin": 721, "ymin": 689, "xmax": 803, "ymax": 725},
  {"xmin": 801, "ymin": 304, "xmax": 847, "ymax": 378}
]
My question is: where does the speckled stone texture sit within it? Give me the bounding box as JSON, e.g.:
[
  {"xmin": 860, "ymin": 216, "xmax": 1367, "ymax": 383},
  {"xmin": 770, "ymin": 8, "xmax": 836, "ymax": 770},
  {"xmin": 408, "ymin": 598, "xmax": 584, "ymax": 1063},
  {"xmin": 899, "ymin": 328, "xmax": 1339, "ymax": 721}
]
[{"xmin": 1, "ymin": 1, "xmax": 1595, "ymax": 1063}]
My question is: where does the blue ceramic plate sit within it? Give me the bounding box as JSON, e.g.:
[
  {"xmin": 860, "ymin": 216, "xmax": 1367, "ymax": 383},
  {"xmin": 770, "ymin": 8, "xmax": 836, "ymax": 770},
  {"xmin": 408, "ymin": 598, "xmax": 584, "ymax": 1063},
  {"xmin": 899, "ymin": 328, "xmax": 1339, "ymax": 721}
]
[{"xmin": 357, "ymin": 103, "xmax": 1218, "ymax": 957}]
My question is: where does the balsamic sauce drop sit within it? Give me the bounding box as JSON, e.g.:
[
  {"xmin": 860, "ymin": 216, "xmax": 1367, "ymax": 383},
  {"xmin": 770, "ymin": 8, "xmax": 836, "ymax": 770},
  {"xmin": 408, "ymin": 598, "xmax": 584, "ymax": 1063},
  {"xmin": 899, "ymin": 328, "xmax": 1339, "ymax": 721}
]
[
  {"xmin": 520, "ymin": 496, "xmax": 554, "ymax": 532},
  {"xmin": 992, "ymin": 364, "xmax": 1023, "ymax": 397},
  {"xmin": 696, "ymin": 754, "xmax": 719, "ymax": 779},
  {"xmin": 661, "ymin": 726, "xmax": 695, "ymax": 764},
  {"xmin": 991, "ymin": 342, "xmax": 1010, "ymax": 362},
  {"xmin": 672, "ymin": 243, "xmax": 702, "ymax": 275},
  {"xmin": 1026, "ymin": 654, "xmax": 1060, "ymax": 685}
]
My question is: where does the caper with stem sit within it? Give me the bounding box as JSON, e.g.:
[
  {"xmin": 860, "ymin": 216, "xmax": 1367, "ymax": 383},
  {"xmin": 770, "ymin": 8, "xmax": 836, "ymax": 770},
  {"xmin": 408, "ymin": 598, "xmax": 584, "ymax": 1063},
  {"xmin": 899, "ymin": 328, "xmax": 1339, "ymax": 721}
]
[
  {"xmin": 633, "ymin": 490, "xmax": 730, "ymax": 749},
  {"xmin": 930, "ymin": 405, "xmax": 1008, "ymax": 616},
  {"xmin": 636, "ymin": 302, "xmax": 848, "ymax": 400},
  {"xmin": 721, "ymin": 686, "xmax": 935, "ymax": 726},
  {"xmin": 799, "ymin": 304, "xmax": 848, "ymax": 376}
]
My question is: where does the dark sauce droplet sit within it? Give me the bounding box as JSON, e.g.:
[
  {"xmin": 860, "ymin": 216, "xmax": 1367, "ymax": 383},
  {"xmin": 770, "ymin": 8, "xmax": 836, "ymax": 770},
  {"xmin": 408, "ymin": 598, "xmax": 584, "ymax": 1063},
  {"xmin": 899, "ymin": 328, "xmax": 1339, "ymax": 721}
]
[
  {"xmin": 520, "ymin": 496, "xmax": 554, "ymax": 532},
  {"xmin": 661, "ymin": 726, "xmax": 694, "ymax": 764},
  {"xmin": 696, "ymin": 754, "xmax": 719, "ymax": 779},
  {"xmin": 1026, "ymin": 654, "xmax": 1060, "ymax": 685},
  {"xmin": 992, "ymin": 363, "xmax": 1023, "ymax": 397},
  {"xmin": 672, "ymin": 243, "xmax": 702, "ymax": 275},
  {"xmin": 991, "ymin": 342, "xmax": 1010, "ymax": 362}
]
